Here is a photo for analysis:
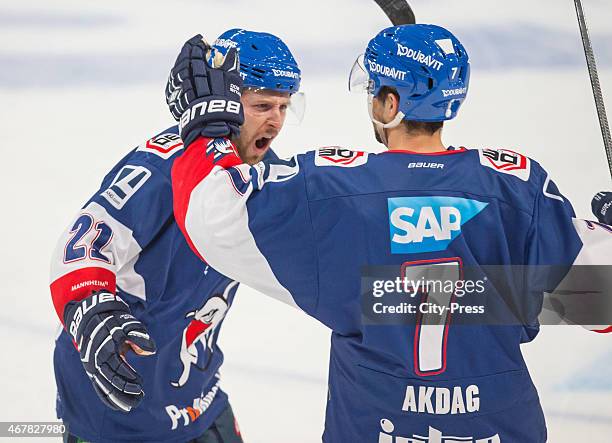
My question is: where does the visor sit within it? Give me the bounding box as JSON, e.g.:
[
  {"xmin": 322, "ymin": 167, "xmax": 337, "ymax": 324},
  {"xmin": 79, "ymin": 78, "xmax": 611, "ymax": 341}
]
[
  {"xmin": 348, "ymin": 54, "xmax": 373, "ymax": 94},
  {"xmin": 287, "ymin": 91, "xmax": 306, "ymax": 124}
]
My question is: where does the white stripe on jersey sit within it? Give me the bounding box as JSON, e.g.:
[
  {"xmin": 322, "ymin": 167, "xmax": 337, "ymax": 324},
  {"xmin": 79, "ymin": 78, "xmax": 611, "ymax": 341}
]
[
  {"xmin": 185, "ymin": 165, "xmax": 300, "ymax": 309},
  {"xmin": 50, "ymin": 202, "xmax": 146, "ymax": 301}
]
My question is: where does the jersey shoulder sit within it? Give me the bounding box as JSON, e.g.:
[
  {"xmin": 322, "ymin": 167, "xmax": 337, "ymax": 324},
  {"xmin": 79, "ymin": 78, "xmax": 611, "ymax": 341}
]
[
  {"xmin": 296, "ymin": 146, "xmax": 376, "ymax": 201},
  {"xmin": 299, "ymin": 146, "xmax": 553, "ymax": 216},
  {"xmin": 468, "ymin": 147, "xmax": 551, "ymax": 206},
  {"xmin": 470, "ymin": 148, "xmax": 548, "ymax": 191},
  {"xmin": 471, "ymin": 147, "xmax": 547, "ymax": 184},
  {"xmin": 308, "ymin": 146, "xmax": 370, "ymax": 168},
  {"xmin": 91, "ymin": 126, "xmax": 182, "ymax": 213},
  {"xmin": 124, "ymin": 125, "xmax": 184, "ymax": 175},
  {"xmin": 297, "ymin": 146, "xmax": 371, "ymax": 175}
]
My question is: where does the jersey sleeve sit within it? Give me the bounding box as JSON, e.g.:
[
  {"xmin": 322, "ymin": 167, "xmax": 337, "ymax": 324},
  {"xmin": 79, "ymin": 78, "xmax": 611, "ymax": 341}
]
[
  {"xmin": 172, "ymin": 137, "xmax": 319, "ymax": 314},
  {"xmin": 526, "ymin": 169, "xmax": 612, "ymax": 332},
  {"xmin": 50, "ymin": 158, "xmax": 173, "ymax": 323},
  {"xmin": 526, "ymin": 172, "xmax": 581, "ymax": 271}
]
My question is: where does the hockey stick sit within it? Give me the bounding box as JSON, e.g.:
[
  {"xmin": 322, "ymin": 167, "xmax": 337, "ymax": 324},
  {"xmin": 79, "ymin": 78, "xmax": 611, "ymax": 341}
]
[
  {"xmin": 373, "ymin": 0, "xmax": 416, "ymax": 25},
  {"xmin": 574, "ymin": 0, "xmax": 612, "ymax": 179}
]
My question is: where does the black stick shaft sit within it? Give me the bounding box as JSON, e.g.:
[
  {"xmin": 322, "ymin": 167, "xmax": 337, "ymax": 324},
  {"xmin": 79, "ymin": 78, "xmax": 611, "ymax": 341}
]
[
  {"xmin": 373, "ymin": 0, "xmax": 416, "ymax": 25},
  {"xmin": 574, "ymin": 0, "xmax": 612, "ymax": 180}
]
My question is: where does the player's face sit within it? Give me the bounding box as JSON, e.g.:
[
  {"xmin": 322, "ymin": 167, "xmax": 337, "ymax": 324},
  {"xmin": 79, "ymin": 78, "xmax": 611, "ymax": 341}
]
[{"xmin": 234, "ymin": 89, "xmax": 290, "ymax": 164}]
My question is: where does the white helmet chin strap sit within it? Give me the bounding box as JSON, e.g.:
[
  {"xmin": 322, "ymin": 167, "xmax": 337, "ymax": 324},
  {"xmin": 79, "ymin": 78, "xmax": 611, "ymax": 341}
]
[{"xmin": 367, "ymin": 93, "xmax": 405, "ymax": 146}]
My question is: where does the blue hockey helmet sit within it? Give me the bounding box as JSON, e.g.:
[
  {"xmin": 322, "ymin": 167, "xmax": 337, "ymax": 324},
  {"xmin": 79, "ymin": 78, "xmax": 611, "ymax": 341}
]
[
  {"xmin": 213, "ymin": 28, "xmax": 301, "ymax": 93},
  {"xmin": 349, "ymin": 24, "xmax": 470, "ymax": 123}
]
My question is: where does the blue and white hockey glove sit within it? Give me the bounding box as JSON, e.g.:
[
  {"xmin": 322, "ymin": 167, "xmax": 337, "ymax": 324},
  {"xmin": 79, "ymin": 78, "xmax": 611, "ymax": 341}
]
[
  {"xmin": 592, "ymin": 191, "xmax": 612, "ymax": 225},
  {"xmin": 165, "ymin": 34, "xmax": 244, "ymax": 147},
  {"xmin": 63, "ymin": 290, "xmax": 156, "ymax": 412}
]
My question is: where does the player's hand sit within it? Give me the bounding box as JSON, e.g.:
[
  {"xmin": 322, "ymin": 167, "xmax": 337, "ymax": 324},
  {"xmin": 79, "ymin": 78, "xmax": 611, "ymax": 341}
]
[
  {"xmin": 592, "ymin": 191, "xmax": 612, "ymax": 224},
  {"xmin": 63, "ymin": 290, "xmax": 156, "ymax": 413},
  {"xmin": 165, "ymin": 34, "xmax": 244, "ymax": 147}
]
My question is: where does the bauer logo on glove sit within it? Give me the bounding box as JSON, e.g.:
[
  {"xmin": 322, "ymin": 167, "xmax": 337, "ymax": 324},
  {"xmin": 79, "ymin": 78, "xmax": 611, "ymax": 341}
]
[
  {"xmin": 165, "ymin": 34, "xmax": 244, "ymax": 147},
  {"xmin": 178, "ymin": 98, "xmax": 241, "ymax": 133},
  {"xmin": 63, "ymin": 290, "xmax": 156, "ymax": 412}
]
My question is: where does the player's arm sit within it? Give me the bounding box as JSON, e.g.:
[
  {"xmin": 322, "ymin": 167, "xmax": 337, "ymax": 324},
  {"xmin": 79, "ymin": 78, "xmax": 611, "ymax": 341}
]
[
  {"xmin": 50, "ymin": 158, "xmax": 173, "ymax": 410},
  {"xmin": 50, "ymin": 158, "xmax": 173, "ymax": 320},
  {"xmin": 172, "ymin": 139, "xmax": 318, "ymax": 313},
  {"xmin": 167, "ymin": 35, "xmax": 318, "ymax": 313},
  {"xmin": 526, "ymin": 170, "xmax": 612, "ymax": 333}
]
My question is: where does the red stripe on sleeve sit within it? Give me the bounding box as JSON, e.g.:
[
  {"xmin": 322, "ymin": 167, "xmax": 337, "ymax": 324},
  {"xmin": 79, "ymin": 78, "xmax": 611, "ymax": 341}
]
[
  {"xmin": 50, "ymin": 267, "xmax": 116, "ymax": 324},
  {"xmin": 171, "ymin": 136, "xmax": 242, "ymax": 262}
]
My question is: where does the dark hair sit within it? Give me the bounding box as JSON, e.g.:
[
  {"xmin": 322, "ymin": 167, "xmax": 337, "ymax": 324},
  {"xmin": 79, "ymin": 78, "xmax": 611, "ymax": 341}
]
[{"xmin": 376, "ymin": 86, "xmax": 444, "ymax": 136}]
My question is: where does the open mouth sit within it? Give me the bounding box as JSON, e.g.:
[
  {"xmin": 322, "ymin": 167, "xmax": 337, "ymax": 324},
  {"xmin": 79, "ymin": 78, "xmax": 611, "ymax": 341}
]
[{"xmin": 255, "ymin": 137, "xmax": 272, "ymax": 151}]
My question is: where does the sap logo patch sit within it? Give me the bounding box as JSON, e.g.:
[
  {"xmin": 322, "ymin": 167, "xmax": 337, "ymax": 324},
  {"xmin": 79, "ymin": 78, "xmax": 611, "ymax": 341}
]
[
  {"xmin": 478, "ymin": 148, "xmax": 531, "ymax": 181},
  {"xmin": 388, "ymin": 196, "xmax": 488, "ymax": 254},
  {"xmin": 137, "ymin": 133, "xmax": 184, "ymax": 159},
  {"xmin": 101, "ymin": 165, "xmax": 152, "ymax": 209},
  {"xmin": 315, "ymin": 147, "xmax": 368, "ymax": 167}
]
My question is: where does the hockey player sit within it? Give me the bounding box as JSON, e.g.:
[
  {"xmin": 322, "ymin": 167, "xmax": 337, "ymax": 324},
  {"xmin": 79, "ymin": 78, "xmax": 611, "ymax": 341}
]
[
  {"xmin": 49, "ymin": 29, "xmax": 302, "ymax": 442},
  {"xmin": 167, "ymin": 25, "xmax": 612, "ymax": 443}
]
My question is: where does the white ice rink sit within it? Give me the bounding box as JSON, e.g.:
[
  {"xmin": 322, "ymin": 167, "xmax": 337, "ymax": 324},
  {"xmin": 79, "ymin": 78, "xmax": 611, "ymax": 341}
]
[{"xmin": 1, "ymin": 0, "xmax": 611, "ymax": 441}]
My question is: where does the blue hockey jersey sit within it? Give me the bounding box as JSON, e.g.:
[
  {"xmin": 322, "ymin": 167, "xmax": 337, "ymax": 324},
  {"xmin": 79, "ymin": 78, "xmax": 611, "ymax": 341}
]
[
  {"xmin": 171, "ymin": 138, "xmax": 612, "ymax": 443},
  {"xmin": 50, "ymin": 126, "xmax": 241, "ymax": 443}
]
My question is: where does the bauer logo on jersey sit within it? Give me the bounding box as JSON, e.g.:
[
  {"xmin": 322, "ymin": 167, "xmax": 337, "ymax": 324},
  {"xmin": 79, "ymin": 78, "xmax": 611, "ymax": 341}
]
[
  {"xmin": 388, "ymin": 196, "xmax": 488, "ymax": 254},
  {"xmin": 137, "ymin": 133, "xmax": 184, "ymax": 159},
  {"xmin": 101, "ymin": 165, "xmax": 152, "ymax": 210},
  {"xmin": 315, "ymin": 147, "xmax": 368, "ymax": 167},
  {"xmin": 478, "ymin": 148, "xmax": 531, "ymax": 181}
]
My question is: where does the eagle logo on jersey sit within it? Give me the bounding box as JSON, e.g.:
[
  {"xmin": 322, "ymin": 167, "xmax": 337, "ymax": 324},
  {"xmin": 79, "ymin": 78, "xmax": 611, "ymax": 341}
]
[
  {"xmin": 478, "ymin": 148, "xmax": 531, "ymax": 181},
  {"xmin": 171, "ymin": 281, "xmax": 237, "ymax": 388},
  {"xmin": 206, "ymin": 138, "xmax": 236, "ymax": 161},
  {"xmin": 315, "ymin": 147, "xmax": 369, "ymax": 167}
]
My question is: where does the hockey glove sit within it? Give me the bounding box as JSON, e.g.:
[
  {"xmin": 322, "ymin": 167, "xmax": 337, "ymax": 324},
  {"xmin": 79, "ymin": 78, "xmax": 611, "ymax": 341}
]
[
  {"xmin": 63, "ymin": 290, "xmax": 156, "ymax": 412},
  {"xmin": 592, "ymin": 191, "xmax": 612, "ymax": 225},
  {"xmin": 165, "ymin": 34, "xmax": 244, "ymax": 147}
]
